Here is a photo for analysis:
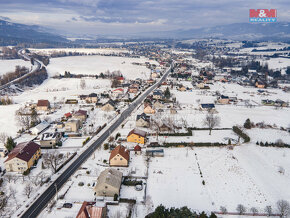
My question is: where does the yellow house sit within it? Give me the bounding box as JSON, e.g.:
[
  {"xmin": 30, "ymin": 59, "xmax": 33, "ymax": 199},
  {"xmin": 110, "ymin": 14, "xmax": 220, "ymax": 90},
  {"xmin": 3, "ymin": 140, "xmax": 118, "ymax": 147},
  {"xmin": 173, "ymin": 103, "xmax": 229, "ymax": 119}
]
[
  {"xmin": 109, "ymin": 145, "xmax": 130, "ymax": 167},
  {"xmin": 127, "ymin": 129, "xmax": 147, "ymax": 144},
  {"xmin": 4, "ymin": 141, "xmax": 41, "ymax": 173},
  {"xmin": 144, "ymin": 105, "xmax": 155, "ymax": 114}
]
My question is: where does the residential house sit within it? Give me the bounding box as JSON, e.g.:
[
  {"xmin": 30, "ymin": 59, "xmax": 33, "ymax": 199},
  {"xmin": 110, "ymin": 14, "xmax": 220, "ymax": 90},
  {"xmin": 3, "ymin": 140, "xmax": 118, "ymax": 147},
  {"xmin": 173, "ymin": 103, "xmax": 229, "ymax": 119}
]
[
  {"xmin": 200, "ymin": 104, "xmax": 215, "ymax": 111},
  {"xmin": 94, "ymin": 168, "xmax": 123, "ymax": 197},
  {"xmin": 134, "ymin": 145, "xmax": 142, "ymax": 155},
  {"xmin": 144, "ymin": 105, "xmax": 155, "ymax": 114},
  {"xmin": 116, "ymin": 76, "xmax": 124, "ymax": 84},
  {"xmin": 31, "ymin": 121, "xmax": 50, "ymax": 135},
  {"xmin": 36, "ymin": 100, "xmax": 50, "ymax": 111},
  {"xmin": 218, "ymin": 95, "xmax": 230, "ymax": 104},
  {"xmin": 153, "ymin": 101, "xmax": 164, "ymax": 109},
  {"xmin": 127, "ymin": 129, "xmax": 147, "ymax": 144},
  {"xmin": 101, "ymin": 99, "xmax": 116, "ymax": 112},
  {"xmin": 4, "ymin": 141, "xmax": 41, "ymax": 173},
  {"xmin": 109, "ymin": 145, "xmax": 130, "ymax": 167},
  {"xmin": 76, "ymin": 201, "xmax": 106, "ymax": 218},
  {"xmin": 136, "ymin": 113, "xmax": 150, "ymax": 128},
  {"xmin": 160, "ymin": 124, "xmax": 171, "ymax": 132},
  {"xmin": 255, "ymin": 81, "xmax": 266, "ymax": 88},
  {"xmin": 86, "ymin": 93, "xmax": 98, "ymax": 103},
  {"xmin": 39, "ymin": 132, "xmax": 61, "ymax": 148},
  {"xmin": 0, "ymin": 147, "xmax": 8, "ymax": 158},
  {"xmin": 112, "ymin": 88, "xmax": 124, "ymax": 98},
  {"xmin": 146, "ymin": 149, "xmax": 164, "ymax": 157},
  {"xmin": 178, "ymin": 86, "xmax": 187, "ymax": 91},
  {"xmin": 64, "ymin": 112, "xmax": 72, "ymax": 119},
  {"xmin": 152, "ymin": 90, "xmax": 163, "ymax": 100},
  {"xmin": 65, "ymin": 119, "xmax": 81, "ymax": 132},
  {"xmin": 128, "ymin": 87, "xmax": 138, "ymax": 94},
  {"xmin": 196, "ymin": 82, "xmax": 205, "ymax": 89},
  {"xmin": 73, "ymin": 110, "xmax": 87, "ymax": 122},
  {"xmin": 170, "ymin": 107, "xmax": 177, "ymax": 114},
  {"xmin": 65, "ymin": 99, "xmax": 78, "ymax": 104}
]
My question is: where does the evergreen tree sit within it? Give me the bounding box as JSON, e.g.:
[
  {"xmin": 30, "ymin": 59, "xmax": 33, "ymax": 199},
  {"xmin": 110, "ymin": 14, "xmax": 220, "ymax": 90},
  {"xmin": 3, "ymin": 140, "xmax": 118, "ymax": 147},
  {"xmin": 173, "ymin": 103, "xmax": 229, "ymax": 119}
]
[
  {"xmin": 243, "ymin": 118, "xmax": 251, "ymax": 129},
  {"xmin": 5, "ymin": 137, "xmax": 16, "ymax": 152},
  {"xmin": 164, "ymin": 87, "xmax": 171, "ymax": 99}
]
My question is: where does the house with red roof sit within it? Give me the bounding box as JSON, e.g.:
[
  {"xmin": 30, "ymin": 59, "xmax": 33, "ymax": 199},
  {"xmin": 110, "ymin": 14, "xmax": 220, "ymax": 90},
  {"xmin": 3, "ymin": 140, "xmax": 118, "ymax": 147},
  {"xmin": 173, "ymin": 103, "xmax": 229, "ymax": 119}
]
[
  {"xmin": 73, "ymin": 110, "xmax": 87, "ymax": 122},
  {"xmin": 36, "ymin": 99, "xmax": 50, "ymax": 111},
  {"xmin": 76, "ymin": 201, "xmax": 106, "ymax": 218},
  {"xmin": 109, "ymin": 145, "xmax": 130, "ymax": 167},
  {"xmin": 4, "ymin": 141, "xmax": 41, "ymax": 173}
]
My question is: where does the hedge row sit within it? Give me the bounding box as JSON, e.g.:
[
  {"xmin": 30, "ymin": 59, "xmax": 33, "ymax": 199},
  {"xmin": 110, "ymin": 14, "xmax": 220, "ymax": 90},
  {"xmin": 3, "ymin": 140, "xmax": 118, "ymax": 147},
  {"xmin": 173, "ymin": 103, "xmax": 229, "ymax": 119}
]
[
  {"xmin": 233, "ymin": 126, "xmax": 250, "ymax": 143},
  {"xmin": 159, "ymin": 127, "xmax": 232, "ymax": 137},
  {"xmin": 258, "ymin": 141, "xmax": 290, "ymax": 148},
  {"xmin": 163, "ymin": 142, "xmax": 226, "ymax": 147},
  {"xmin": 122, "ymin": 179, "xmax": 143, "ymax": 186}
]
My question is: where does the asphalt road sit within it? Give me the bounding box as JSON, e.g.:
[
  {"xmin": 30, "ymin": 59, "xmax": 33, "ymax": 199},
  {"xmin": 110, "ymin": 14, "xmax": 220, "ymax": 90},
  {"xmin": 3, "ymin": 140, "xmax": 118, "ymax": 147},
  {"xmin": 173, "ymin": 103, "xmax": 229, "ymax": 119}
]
[{"xmin": 20, "ymin": 63, "xmax": 173, "ymax": 218}]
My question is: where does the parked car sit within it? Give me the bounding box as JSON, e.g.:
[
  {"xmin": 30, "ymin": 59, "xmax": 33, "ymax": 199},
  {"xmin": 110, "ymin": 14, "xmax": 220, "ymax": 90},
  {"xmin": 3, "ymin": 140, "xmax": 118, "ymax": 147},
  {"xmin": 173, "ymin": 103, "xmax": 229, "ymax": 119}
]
[{"xmin": 63, "ymin": 203, "xmax": 73, "ymax": 208}]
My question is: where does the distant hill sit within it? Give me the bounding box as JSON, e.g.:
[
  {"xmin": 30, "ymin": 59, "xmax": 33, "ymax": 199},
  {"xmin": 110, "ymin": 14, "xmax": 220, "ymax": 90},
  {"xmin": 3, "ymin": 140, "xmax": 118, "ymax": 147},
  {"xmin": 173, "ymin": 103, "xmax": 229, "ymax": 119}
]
[
  {"xmin": 135, "ymin": 22, "xmax": 290, "ymax": 42},
  {"xmin": 0, "ymin": 20, "xmax": 69, "ymax": 46}
]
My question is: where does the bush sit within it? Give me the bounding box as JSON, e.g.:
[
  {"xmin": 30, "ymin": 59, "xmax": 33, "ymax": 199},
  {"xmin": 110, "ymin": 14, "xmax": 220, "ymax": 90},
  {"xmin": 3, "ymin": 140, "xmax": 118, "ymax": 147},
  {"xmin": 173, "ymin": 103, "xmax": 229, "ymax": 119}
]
[
  {"xmin": 233, "ymin": 126, "xmax": 250, "ymax": 143},
  {"xmin": 23, "ymin": 168, "xmax": 30, "ymax": 176},
  {"xmin": 202, "ymin": 180, "xmax": 205, "ymax": 185},
  {"xmin": 123, "ymin": 179, "xmax": 142, "ymax": 186},
  {"xmin": 82, "ymin": 137, "xmax": 91, "ymax": 145},
  {"xmin": 115, "ymin": 133, "xmax": 121, "ymax": 140},
  {"xmin": 114, "ymin": 194, "xmax": 118, "ymax": 201},
  {"xmin": 103, "ymin": 159, "xmax": 107, "ymax": 163},
  {"xmin": 104, "ymin": 143, "xmax": 109, "ymax": 150},
  {"xmin": 78, "ymin": 182, "xmax": 84, "ymax": 186},
  {"xmin": 0, "ymin": 178, "xmax": 3, "ymax": 187},
  {"xmin": 86, "ymin": 170, "xmax": 90, "ymax": 174}
]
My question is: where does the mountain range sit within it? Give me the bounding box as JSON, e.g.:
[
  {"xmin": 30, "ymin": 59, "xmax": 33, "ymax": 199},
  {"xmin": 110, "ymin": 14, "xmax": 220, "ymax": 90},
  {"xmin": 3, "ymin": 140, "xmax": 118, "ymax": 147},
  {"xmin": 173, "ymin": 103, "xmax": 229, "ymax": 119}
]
[{"xmin": 0, "ymin": 19, "xmax": 289, "ymax": 46}]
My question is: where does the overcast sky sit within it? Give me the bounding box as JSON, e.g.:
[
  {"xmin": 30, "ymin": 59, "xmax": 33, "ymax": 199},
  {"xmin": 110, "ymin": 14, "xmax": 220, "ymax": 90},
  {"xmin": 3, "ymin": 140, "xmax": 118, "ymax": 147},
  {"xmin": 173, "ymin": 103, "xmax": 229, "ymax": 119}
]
[{"xmin": 0, "ymin": 0, "xmax": 289, "ymax": 36}]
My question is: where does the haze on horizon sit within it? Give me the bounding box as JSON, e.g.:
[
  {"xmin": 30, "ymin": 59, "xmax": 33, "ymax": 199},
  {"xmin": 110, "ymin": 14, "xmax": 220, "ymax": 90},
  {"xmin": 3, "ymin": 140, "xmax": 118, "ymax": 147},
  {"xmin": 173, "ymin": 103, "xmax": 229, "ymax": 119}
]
[{"xmin": 0, "ymin": 0, "xmax": 289, "ymax": 36}]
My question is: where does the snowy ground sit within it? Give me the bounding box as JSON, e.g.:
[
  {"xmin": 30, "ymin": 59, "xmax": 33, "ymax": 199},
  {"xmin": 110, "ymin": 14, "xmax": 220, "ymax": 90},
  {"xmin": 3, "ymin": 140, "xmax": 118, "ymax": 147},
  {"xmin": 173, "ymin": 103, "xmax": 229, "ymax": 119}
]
[
  {"xmin": 46, "ymin": 55, "xmax": 159, "ymax": 79},
  {"xmin": 0, "ymin": 59, "xmax": 31, "ymax": 75},
  {"xmin": 145, "ymin": 144, "xmax": 290, "ymax": 216},
  {"xmin": 259, "ymin": 57, "xmax": 290, "ymax": 75},
  {"xmin": 29, "ymin": 48, "xmax": 129, "ymax": 56}
]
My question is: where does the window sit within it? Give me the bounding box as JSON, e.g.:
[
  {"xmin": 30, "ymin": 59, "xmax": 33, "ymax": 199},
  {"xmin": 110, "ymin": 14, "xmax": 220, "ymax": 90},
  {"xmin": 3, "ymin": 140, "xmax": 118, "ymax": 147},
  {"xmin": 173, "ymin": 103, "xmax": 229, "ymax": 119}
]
[{"xmin": 120, "ymin": 158, "xmax": 123, "ymax": 160}]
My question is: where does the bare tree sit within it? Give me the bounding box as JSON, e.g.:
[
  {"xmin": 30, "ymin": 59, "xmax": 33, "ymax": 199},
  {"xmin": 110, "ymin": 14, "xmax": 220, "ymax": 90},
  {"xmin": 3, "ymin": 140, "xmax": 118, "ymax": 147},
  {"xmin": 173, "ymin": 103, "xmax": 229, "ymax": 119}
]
[
  {"xmin": 43, "ymin": 151, "xmax": 62, "ymax": 173},
  {"xmin": 0, "ymin": 132, "xmax": 8, "ymax": 145},
  {"xmin": 15, "ymin": 108, "xmax": 31, "ymax": 130},
  {"xmin": 8, "ymin": 187, "xmax": 19, "ymax": 208},
  {"xmin": 250, "ymin": 207, "xmax": 258, "ymax": 215},
  {"xmin": 80, "ymin": 79, "xmax": 86, "ymax": 90},
  {"xmin": 236, "ymin": 204, "xmax": 246, "ymax": 215},
  {"xmin": 4, "ymin": 174, "xmax": 13, "ymax": 183},
  {"xmin": 265, "ymin": 205, "xmax": 272, "ymax": 216},
  {"xmin": 0, "ymin": 195, "xmax": 8, "ymax": 216},
  {"xmin": 23, "ymin": 183, "xmax": 33, "ymax": 198},
  {"xmin": 203, "ymin": 110, "xmax": 220, "ymax": 135},
  {"xmin": 220, "ymin": 206, "xmax": 227, "ymax": 214},
  {"xmin": 276, "ymin": 200, "xmax": 290, "ymax": 217}
]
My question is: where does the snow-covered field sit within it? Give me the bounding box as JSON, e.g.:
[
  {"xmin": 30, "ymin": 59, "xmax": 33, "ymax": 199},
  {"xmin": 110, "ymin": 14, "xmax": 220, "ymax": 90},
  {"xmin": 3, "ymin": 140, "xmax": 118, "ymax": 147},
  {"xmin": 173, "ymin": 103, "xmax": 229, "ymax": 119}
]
[
  {"xmin": 29, "ymin": 48, "xmax": 128, "ymax": 56},
  {"xmin": 259, "ymin": 57, "xmax": 290, "ymax": 74},
  {"xmin": 146, "ymin": 144, "xmax": 290, "ymax": 214},
  {"xmin": 46, "ymin": 55, "xmax": 158, "ymax": 79},
  {"xmin": 0, "ymin": 59, "xmax": 31, "ymax": 75}
]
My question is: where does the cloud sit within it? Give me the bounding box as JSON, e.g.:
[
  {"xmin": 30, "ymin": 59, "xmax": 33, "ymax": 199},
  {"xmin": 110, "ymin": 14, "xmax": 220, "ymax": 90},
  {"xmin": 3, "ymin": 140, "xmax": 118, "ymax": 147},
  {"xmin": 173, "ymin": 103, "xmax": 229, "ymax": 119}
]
[{"xmin": 0, "ymin": 0, "xmax": 288, "ymax": 35}]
